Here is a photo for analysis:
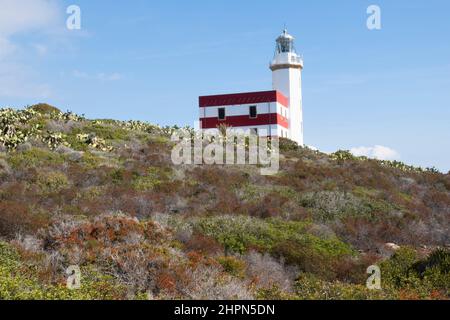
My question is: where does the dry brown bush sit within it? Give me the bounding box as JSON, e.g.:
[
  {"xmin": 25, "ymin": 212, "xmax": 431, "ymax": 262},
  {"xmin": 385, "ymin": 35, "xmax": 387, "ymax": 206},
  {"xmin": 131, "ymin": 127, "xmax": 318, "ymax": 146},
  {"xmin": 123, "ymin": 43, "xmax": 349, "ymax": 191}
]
[
  {"xmin": 184, "ymin": 232, "xmax": 223, "ymax": 255},
  {"xmin": 0, "ymin": 201, "xmax": 47, "ymax": 238},
  {"xmin": 183, "ymin": 265, "xmax": 253, "ymax": 300},
  {"xmin": 245, "ymin": 251, "xmax": 297, "ymax": 292}
]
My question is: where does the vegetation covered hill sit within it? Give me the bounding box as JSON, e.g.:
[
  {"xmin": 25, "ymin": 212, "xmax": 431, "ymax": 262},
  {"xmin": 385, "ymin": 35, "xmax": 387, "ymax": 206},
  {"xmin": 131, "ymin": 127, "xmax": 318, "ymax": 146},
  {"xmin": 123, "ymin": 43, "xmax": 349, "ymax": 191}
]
[{"xmin": 0, "ymin": 104, "xmax": 449, "ymax": 300}]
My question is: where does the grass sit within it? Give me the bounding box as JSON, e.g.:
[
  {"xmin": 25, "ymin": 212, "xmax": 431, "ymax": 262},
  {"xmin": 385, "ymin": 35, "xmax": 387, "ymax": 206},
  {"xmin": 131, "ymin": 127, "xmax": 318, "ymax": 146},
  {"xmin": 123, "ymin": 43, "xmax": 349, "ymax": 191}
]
[{"xmin": 8, "ymin": 148, "xmax": 65, "ymax": 169}]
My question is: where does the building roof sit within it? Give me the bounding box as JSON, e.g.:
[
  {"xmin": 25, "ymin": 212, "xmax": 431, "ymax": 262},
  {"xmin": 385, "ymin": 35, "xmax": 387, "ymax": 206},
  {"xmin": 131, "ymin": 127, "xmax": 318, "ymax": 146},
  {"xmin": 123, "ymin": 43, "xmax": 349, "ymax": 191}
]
[{"xmin": 199, "ymin": 90, "xmax": 288, "ymax": 108}]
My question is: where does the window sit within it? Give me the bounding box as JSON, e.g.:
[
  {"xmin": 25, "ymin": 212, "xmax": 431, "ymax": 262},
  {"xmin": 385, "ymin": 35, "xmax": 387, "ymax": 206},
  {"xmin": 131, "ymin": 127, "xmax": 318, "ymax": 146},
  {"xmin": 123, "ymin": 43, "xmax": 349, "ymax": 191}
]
[
  {"xmin": 218, "ymin": 108, "xmax": 225, "ymax": 120},
  {"xmin": 250, "ymin": 128, "xmax": 258, "ymax": 135},
  {"xmin": 249, "ymin": 106, "xmax": 257, "ymax": 119}
]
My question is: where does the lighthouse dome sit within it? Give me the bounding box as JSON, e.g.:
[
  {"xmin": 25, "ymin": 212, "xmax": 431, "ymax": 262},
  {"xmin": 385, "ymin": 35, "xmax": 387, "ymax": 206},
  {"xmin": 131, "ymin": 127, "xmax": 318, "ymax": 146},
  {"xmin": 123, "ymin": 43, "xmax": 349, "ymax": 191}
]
[{"xmin": 276, "ymin": 29, "xmax": 296, "ymax": 54}]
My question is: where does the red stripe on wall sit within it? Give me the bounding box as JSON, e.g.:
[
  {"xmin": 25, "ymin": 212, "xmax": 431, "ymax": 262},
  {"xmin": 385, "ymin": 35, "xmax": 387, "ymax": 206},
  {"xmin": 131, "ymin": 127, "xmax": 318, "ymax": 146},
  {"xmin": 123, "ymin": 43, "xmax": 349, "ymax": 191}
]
[
  {"xmin": 200, "ymin": 113, "xmax": 289, "ymax": 129},
  {"xmin": 276, "ymin": 91, "xmax": 289, "ymax": 108},
  {"xmin": 199, "ymin": 90, "xmax": 288, "ymax": 108},
  {"xmin": 276, "ymin": 114, "xmax": 289, "ymax": 128}
]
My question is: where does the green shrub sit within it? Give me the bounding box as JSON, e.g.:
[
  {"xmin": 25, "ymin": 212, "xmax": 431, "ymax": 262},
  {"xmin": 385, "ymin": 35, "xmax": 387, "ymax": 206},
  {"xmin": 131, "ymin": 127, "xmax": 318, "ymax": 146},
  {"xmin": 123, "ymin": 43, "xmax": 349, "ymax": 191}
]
[
  {"xmin": 294, "ymin": 273, "xmax": 391, "ymax": 300},
  {"xmin": 256, "ymin": 285, "xmax": 297, "ymax": 300},
  {"xmin": 299, "ymin": 190, "xmax": 399, "ymax": 221},
  {"xmin": 240, "ymin": 184, "xmax": 297, "ymax": 204},
  {"xmin": 83, "ymin": 123, "xmax": 129, "ymax": 142},
  {"xmin": 196, "ymin": 215, "xmax": 353, "ymax": 276},
  {"xmin": 380, "ymin": 247, "xmax": 449, "ymax": 298},
  {"xmin": 8, "ymin": 148, "xmax": 64, "ymax": 169},
  {"xmin": 279, "ymin": 138, "xmax": 299, "ymax": 152},
  {"xmin": 65, "ymin": 132, "xmax": 89, "ymax": 151},
  {"xmin": 36, "ymin": 171, "xmax": 69, "ymax": 194},
  {"xmin": 412, "ymin": 249, "xmax": 450, "ymax": 295},
  {"xmin": 133, "ymin": 176, "xmax": 160, "ymax": 192},
  {"xmin": 217, "ymin": 256, "xmax": 246, "ymax": 278},
  {"xmin": 380, "ymin": 247, "xmax": 419, "ymax": 289},
  {"xmin": 330, "ymin": 150, "xmax": 358, "ymax": 162},
  {"xmin": 110, "ymin": 168, "xmax": 126, "ymax": 184},
  {"xmin": 80, "ymin": 152, "xmax": 101, "ymax": 169},
  {"xmin": 132, "ymin": 167, "xmax": 173, "ymax": 192},
  {"xmin": 0, "ymin": 242, "xmax": 20, "ymax": 271},
  {"xmin": 30, "ymin": 103, "xmax": 62, "ymax": 115},
  {"xmin": 329, "ymin": 150, "xmax": 424, "ymax": 173}
]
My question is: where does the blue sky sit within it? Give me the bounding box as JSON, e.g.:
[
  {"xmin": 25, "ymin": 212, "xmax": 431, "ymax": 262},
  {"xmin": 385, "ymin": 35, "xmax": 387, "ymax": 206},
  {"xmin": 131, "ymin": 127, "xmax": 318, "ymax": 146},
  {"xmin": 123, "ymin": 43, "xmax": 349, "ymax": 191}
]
[{"xmin": 1, "ymin": 0, "xmax": 449, "ymax": 172}]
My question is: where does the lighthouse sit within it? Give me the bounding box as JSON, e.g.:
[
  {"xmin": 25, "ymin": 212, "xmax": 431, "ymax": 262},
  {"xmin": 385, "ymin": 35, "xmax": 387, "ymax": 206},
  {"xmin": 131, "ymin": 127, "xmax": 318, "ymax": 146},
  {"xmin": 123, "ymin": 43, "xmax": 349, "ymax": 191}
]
[
  {"xmin": 199, "ymin": 29, "xmax": 304, "ymax": 146},
  {"xmin": 270, "ymin": 29, "xmax": 304, "ymax": 146}
]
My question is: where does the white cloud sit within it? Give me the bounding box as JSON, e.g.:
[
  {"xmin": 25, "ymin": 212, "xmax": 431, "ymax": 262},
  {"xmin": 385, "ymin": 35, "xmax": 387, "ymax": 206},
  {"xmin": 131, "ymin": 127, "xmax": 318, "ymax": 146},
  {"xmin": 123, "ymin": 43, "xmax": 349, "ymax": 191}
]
[
  {"xmin": 97, "ymin": 72, "xmax": 122, "ymax": 81},
  {"xmin": 0, "ymin": 0, "xmax": 59, "ymax": 37},
  {"xmin": 72, "ymin": 69, "xmax": 89, "ymax": 79},
  {"xmin": 350, "ymin": 145, "xmax": 400, "ymax": 161},
  {"xmin": 0, "ymin": 0, "xmax": 60, "ymax": 59},
  {"xmin": 306, "ymin": 145, "xmax": 319, "ymax": 151},
  {"xmin": 0, "ymin": 0, "xmax": 61, "ymax": 98},
  {"xmin": 33, "ymin": 43, "xmax": 48, "ymax": 56},
  {"xmin": 73, "ymin": 70, "xmax": 122, "ymax": 82}
]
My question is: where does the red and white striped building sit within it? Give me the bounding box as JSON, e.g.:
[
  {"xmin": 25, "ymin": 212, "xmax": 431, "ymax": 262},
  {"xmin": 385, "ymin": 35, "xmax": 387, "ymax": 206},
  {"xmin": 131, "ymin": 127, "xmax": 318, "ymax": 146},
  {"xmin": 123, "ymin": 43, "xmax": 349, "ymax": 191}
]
[
  {"xmin": 199, "ymin": 90, "xmax": 290, "ymax": 138},
  {"xmin": 199, "ymin": 29, "xmax": 304, "ymax": 145}
]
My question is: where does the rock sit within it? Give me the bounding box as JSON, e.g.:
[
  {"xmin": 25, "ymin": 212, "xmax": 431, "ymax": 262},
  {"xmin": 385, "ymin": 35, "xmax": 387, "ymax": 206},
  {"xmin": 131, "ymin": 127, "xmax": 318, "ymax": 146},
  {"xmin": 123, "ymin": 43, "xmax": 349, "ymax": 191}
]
[
  {"xmin": 378, "ymin": 242, "xmax": 401, "ymax": 258},
  {"xmin": 385, "ymin": 243, "xmax": 401, "ymax": 251}
]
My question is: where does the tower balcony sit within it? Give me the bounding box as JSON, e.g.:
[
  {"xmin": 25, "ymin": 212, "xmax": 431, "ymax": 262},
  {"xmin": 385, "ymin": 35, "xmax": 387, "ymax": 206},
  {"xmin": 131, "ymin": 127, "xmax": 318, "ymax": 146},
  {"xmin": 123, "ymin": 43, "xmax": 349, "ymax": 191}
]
[{"xmin": 270, "ymin": 52, "xmax": 303, "ymax": 71}]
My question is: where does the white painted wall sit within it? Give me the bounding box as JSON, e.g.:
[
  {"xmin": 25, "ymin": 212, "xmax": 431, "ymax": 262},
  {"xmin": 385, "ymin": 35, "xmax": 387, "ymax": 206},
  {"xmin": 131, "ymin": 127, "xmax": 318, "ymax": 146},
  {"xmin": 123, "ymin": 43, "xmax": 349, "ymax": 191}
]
[
  {"xmin": 203, "ymin": 124, "xmax": 287, "ymax": 138},
  {"xmin": 200, "ymin": 102, "xmax": 286, "ymax": 119},
  {"xmin": 271, "ymin": 52, "xmax": 304, "ymax": 146}
]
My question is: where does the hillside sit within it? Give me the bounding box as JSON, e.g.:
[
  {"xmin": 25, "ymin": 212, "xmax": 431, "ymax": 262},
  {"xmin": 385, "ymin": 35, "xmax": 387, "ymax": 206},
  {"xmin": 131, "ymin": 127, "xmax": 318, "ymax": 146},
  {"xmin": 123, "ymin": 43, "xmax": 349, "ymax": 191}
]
[{"xmin": 0, "ymin": 104, "xmax": 449, "ymax": 300}]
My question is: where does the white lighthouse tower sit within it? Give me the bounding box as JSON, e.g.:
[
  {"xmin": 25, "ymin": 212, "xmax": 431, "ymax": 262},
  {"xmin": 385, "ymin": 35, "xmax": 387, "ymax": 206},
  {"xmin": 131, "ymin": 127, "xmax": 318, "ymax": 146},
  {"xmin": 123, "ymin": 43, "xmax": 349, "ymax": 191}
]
[{"xmin": 270, "ymin": 29, "xmax": 304, "ymax": 146}]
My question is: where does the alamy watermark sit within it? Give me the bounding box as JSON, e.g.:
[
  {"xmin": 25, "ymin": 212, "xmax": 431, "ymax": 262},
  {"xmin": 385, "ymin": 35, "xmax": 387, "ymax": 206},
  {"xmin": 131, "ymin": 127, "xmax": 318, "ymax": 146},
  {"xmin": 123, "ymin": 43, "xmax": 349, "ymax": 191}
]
[
  {"xmin": 171, "ymin": 128, "xmax": 279, "ymax": 176},
  {"xmin": 65, "ymin": 4, "xmax": 382, "ymax": 32},
  {"xmin": 66, "ymin": 5, "xmax": 81, "ymax": 30},
  {"xmin": 66, "ymin": 265, "xmax": 81, "ymax": 290},
  {"xmin": 366, "ymin": 265, "xmax": 382, "ymax": 290},
  {"xmin": 367, "ymin": 5, "xmax": 382, "ymax": 30}
]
